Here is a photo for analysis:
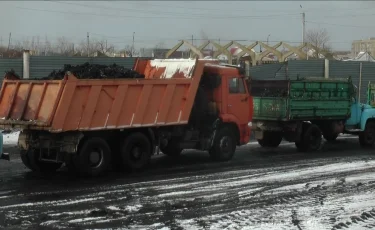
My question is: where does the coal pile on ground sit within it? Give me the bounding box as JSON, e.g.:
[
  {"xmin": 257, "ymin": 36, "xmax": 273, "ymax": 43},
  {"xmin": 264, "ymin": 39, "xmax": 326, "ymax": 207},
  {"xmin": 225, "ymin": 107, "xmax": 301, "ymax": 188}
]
[{"xmin": 42, "ymin": 62, "xmax": 145, "ymax": 80}]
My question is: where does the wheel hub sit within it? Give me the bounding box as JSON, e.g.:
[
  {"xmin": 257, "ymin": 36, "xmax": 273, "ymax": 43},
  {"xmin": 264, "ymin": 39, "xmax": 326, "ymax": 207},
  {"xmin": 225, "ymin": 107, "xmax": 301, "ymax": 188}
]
[
  {"xmin": 220, "ymin": 136, "xmax": 231, "ymax": 153},
  {"xmin": 89, "ymin": 150, "xmax": 103, "ymax": 168},
  {"xmin": 131, "ymin": 147, "xmax": 142, "ymax": 160}
]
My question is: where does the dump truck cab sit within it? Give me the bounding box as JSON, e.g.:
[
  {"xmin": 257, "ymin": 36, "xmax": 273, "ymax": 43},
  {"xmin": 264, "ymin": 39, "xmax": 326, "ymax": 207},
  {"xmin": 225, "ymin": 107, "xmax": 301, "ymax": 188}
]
[
  {"xmin": 344, "ymin": 82, "xmax": 375, "ymax": 147},
  {"xmin": 0, "ymin": 58, "xmax": 253, "ymax": 176},
  {"xmin": 198, "ymin": 64, "xmax": 252, "ymax": 145}
]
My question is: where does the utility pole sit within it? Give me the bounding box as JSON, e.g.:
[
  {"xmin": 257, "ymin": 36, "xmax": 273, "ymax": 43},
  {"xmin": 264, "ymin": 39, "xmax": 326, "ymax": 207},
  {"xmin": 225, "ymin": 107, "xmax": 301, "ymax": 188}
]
[
  {"xmin": 7, "ymin": 33, "xmax": 11, "ymax": 51},
  {"xmin": 302, "ymin": 12, "xmax": 305, "ymax": 44},
  {"xmin": 87, "ymin": 32, "xmax": 90, "ymax": 57},
  {"xmin": 267, "ymin": 34, "xmax": 270, "ymax": 45},
  {"xmin": 191, "ymin": 35, "xmax": 194, "ymax": 46}
]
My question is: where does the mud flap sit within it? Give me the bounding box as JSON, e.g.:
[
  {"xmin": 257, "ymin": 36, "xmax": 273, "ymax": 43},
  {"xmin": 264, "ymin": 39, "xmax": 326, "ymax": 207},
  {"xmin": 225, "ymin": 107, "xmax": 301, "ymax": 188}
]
[{"xmin": 209, "ymin": 119, "xmax": 222, "ymax": 149}]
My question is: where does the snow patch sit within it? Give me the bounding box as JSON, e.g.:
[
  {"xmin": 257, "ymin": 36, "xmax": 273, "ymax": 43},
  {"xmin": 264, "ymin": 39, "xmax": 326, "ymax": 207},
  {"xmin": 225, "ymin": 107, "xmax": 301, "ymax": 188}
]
[
  {"xmin": 149, "ymin": 59, "xmax": 196, "ymax": 79},
  {"xmin": 3, "ymin": 131, "xmax": 20, "ymax": 146},
  {"xmin": 125, "ymin": 204, "xmax": 142, "ymax": 213},
  {"xmin": 107, "ymin": 206, "xmax": 121, "ymax": 211},
  {"xmin": 68, "ymin": 216, "xmax": 106, "ymax": 223}
]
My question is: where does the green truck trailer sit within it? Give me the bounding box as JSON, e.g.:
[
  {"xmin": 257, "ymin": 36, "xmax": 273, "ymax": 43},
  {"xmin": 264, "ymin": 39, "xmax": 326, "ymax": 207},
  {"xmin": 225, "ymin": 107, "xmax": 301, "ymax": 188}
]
[{"xmin": 250, "ymin": 77, "xmax": 355, "ymax": 152}]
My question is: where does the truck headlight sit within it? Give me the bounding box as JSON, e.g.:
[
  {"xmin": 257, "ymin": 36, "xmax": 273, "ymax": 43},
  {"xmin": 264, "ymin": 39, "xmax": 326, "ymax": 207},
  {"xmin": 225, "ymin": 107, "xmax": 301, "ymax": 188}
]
[{"xmin": 248, "ymin": 122, "xmax": 252, "ymax": 127}]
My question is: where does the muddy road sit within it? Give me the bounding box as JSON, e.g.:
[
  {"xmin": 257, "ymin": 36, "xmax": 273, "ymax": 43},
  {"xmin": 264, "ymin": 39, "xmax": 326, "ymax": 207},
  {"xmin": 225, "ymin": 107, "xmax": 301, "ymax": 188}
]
[{"xmin": 1, "ymin": 136, "xmax": 375, "ymax": 230}]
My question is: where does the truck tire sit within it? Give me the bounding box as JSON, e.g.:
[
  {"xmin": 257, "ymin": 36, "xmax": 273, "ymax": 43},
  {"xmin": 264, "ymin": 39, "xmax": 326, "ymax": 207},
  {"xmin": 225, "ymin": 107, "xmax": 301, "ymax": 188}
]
[
  {"xmin": 359, "ymin": 122, "xmax": 375, "ymax": 148},
  {"xmin": 209, "ymin": 126, "xmax": 236, "ymax": 161},
  {"xmin": 27, "ymin": 149, "xmax": 63, "ymax": 172},
  {"xmin": 121, "ymin": 132, "xmax": 152, "ymax": 171},
  {"xmin": 296, "ymin": 124, "xmax": 322, "ymax": 152},
  {"xmin": 75, "ymin": 137, "xmax": 112, "ymax": 176},
  {"xmin": 257, "ymin": 132, "xmax": 282, "ymax": 147},
  {"xmin": 323, "ymin": 133, "xmax": 338, "ymax": 142}
]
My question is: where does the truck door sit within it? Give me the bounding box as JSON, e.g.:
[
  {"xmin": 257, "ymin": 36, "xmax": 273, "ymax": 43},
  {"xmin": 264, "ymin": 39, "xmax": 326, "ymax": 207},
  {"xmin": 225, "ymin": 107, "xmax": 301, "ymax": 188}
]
[{"xmin": 227, "ymin": 77, "xmax": 250, "ymax": 126}]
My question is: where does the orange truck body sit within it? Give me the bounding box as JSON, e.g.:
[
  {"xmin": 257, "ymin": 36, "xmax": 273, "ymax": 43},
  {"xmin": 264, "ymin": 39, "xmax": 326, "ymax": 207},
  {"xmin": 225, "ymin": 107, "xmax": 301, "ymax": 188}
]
[
  {"xmin": 0, "ymin": 58, "xmax": 218, "ymax": 132},
  {"xmin": 0, "ymin": 58, "xmax": 254, "ymax": 176}
]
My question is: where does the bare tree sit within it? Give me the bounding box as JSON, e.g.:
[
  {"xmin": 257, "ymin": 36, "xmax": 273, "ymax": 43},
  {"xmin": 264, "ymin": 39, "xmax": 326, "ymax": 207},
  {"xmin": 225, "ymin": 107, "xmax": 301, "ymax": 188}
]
[
  {"xmin": 119, "ymin": 45, "xmax": 139, "ymax": 57},
  {"xmin": 96, "ymin": 39, "xmax": 115, "ymax": 54},
  {"xmin": 55, "ymin": 36, "xmax": 74, "ymax": 56},
  {"xmin": 305, "ymin": 28, "xmax": 333, "ymax": 59}
]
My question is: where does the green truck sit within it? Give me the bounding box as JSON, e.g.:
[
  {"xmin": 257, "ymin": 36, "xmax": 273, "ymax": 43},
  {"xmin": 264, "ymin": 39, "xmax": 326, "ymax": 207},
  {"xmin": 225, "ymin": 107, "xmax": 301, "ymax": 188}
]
[{"xmin": 250, "ymin": 77, "xmax": 356, "ymax": 151}]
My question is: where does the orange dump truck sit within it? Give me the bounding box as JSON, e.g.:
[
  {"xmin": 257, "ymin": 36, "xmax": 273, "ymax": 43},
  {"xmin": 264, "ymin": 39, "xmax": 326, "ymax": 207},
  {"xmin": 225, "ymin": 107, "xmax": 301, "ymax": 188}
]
[{"xmin": 0, "ymin": 58, "xmax": 253, "ymax": 176}]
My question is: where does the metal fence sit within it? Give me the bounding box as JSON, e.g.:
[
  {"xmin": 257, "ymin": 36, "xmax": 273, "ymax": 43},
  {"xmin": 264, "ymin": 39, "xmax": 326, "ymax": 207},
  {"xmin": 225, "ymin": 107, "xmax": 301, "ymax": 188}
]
[
  {"xmin": 0, "ymin": 56, "xmax": 138, "ymax": 85},
  {"xmin": 249, "ymin": 59, "xmax": 375, "ymax": 103}
]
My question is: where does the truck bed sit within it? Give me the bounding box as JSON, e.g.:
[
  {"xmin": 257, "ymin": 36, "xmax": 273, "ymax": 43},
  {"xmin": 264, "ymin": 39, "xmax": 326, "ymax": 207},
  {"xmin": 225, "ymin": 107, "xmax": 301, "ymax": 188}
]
[
  {"xmin": 0, "ymin": 58, "xmax": 218, "ymax": 132},
  {"xmin": 251, "ymin": 78, "xmax": 353, "ymax": 121}
]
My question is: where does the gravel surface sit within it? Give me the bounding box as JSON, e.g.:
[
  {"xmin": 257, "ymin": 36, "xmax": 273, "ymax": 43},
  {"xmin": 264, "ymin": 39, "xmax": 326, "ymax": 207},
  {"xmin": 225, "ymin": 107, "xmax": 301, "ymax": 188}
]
[{"xmin": 0, "ymin": 135, "xmax": 375, "ymax": 229}]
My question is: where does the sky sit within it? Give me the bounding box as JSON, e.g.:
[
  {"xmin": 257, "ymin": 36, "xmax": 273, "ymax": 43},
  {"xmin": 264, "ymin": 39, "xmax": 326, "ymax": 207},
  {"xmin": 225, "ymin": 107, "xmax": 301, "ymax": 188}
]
[{"xmin": 0, "ymin": 1, "xmax": 374, "ymax": 52}]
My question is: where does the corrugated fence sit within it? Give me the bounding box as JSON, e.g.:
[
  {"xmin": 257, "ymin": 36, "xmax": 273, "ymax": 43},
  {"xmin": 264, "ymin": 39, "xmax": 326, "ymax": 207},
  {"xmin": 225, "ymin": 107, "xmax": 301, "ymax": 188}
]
[
  {"xmin": 250, "ymin": 60, "xmax": 375, "ymax": 103},
  {"xmin": 0, "ymin": 56, "xmax": 138, "ymax": 84}
]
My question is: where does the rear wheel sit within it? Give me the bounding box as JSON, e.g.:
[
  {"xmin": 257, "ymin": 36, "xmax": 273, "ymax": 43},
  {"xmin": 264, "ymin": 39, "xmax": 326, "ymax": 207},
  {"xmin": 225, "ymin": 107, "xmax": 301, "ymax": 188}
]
[
  {"xmin": 209, "ymin": 126, "xmax": 236, "ymax": 161},
  {"xmin": 257, "ymin": 131, "xmax": 282, "ymax": 147},
  {"xmin": 120, "ymin": 132, "xmax": 152, "ymax": 172},
  {"xmin": 25, "ymin": 149, "xmax": 63, "ymax": 172},
  {"xmin": 359, "ymin": 122, "xmax": 375, "ymax": 148},
  {"xmin": 296, "ymin": 124, "xmax": 322, "ymax": 152},
  {"xmin": 75, "ymin": 137, "xmax": 112, "ymax": 176}
]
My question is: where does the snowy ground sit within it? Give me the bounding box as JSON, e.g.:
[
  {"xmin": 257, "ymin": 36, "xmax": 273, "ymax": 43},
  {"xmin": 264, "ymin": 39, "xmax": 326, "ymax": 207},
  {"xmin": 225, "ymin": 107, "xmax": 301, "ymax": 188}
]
[{"xmin": 0, "ymin": 133, "xmax": 375, "ymax": 229}]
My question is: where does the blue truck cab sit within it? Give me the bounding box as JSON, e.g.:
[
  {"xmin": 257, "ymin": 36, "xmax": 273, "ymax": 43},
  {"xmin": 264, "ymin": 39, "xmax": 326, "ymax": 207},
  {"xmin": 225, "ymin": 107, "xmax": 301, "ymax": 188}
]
[{"xmin": 344, "ymin": 82, "xmax": 375, "ymax": 147}]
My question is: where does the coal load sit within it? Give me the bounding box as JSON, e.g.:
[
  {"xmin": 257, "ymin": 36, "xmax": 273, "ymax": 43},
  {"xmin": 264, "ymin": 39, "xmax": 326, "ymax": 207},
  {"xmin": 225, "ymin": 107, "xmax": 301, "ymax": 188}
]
[{"xmin": 44, "ymin": 62, "xmax": 145, "ymax": 80}]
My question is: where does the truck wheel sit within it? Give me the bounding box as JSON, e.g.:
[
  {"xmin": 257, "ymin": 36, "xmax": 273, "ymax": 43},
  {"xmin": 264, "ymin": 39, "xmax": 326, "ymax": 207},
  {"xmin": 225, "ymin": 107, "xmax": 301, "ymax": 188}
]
[
  {"xmin": 121, "ymin": 132, "xmax": 152, "ymax": 172},
  {"xmin": 257, "ymin": 132, "xmax": 282, "ymax": 147},
  {"xmin": 323, "ymin": 133, "xmax": 338, "ymax": 142},
  {"xmin": 359, "ymin": 122, "xmax": 375, "ymax": 148},
  {"xmin": 209, "ymin": 126, "xmax": 236, "ymax": 161},
  {"xmin": 160, "ymin": 144, "xmax": 182, "ymax": 157},
  {"xmin": 27, "ymin": 149, "xmax": 63, "ymax": 172},
  {"xmin": 297, "ymin": 124, "xmax": 322, "ymax": 152},
  {"xmin": 75, "ymin": 137, "xmax": 112, "ymax": 176}
]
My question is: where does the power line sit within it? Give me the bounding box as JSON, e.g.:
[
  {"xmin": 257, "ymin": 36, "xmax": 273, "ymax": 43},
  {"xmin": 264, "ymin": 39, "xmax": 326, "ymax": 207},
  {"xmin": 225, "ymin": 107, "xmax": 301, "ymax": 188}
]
[
  {"xmin": 306, "ymin": 21, "xmax": 374, "ymax": 28},
  {"xmin": 48, "ymin": 1, "xmax": 299, "ymax": 18},
  {"xmin": 10, "ymin": 5, "xmax": 301, "ymax": 20},
  {"xmin": 103, "ymin": 1, "xmax": 375, "ymax": 14}
]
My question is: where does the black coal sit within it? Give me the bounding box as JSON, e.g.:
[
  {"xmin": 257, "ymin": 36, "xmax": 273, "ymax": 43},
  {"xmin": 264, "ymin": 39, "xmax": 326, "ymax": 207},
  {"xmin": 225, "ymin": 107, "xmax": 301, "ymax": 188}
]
[{"xmin": 43, "ymin": 62, "xmax": 144, "ymax": 80}]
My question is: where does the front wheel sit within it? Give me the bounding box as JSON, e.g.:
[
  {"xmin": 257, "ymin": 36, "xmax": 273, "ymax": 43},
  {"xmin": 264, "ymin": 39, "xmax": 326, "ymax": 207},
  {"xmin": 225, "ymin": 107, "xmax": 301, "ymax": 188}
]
[
  {"xmin": 209, "ymin": 126, "xmax": 236, "ymax": 161},
  {"xmin": 359, "ymin": 122, "xmax": 375, "ymax": 148}
]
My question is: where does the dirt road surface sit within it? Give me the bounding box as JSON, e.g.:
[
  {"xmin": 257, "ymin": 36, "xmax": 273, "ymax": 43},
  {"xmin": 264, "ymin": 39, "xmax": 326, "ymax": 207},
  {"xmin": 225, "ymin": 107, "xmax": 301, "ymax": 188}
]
[{"xmin": 1, "ymin": 135, "xmax": 375, "ymax": 230}]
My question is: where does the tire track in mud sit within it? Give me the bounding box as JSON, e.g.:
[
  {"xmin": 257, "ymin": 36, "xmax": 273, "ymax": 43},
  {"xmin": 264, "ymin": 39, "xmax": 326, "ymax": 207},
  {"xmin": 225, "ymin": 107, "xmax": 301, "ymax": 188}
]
[
  {"xmin": 1, "ymin": 139, "xmax": 375, "ymax": 229},
  {"xmin": 2, "ymin": 158, "xmax": 375, "ymax": 229}
]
